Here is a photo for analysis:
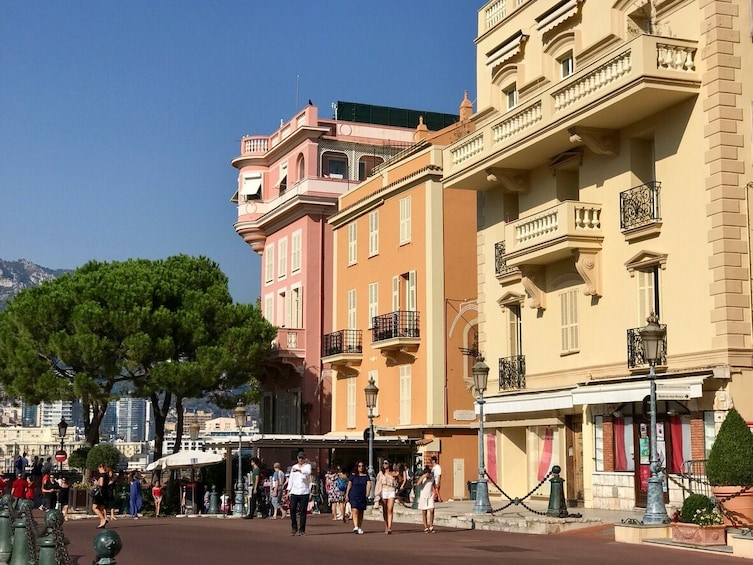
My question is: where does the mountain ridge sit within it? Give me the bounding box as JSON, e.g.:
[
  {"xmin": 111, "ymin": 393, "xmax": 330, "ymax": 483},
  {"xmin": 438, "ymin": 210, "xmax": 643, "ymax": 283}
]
[{"xmin": 0, "ymin": 258, "xmax": 71, "ymax": 310}]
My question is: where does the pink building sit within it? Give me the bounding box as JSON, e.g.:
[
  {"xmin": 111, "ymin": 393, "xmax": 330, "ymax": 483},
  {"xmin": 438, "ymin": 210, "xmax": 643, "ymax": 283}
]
[{"xmin": 231, "ymin": 102, "xmax": 458, "ymax": 468}]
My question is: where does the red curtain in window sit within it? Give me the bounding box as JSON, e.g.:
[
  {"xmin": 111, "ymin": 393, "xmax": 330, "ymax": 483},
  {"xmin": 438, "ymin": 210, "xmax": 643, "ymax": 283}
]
[
  {"xmin": 537, "ymin": 427, "xmax": 554, "ymax": 481},
  {"xmin": 486, "ymin": 433, "xmax": 497, "ymax": 483},
  {"xmin": 669, "ymin": 415, "xmax": 683, "ymax": 473},
  {"xmin": 614, "ymin": 418, "xmax": 628, "ymax": 471}
]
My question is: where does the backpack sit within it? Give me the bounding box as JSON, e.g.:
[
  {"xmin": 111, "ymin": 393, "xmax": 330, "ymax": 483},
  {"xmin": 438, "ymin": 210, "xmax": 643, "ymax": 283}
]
[{"xmin": 336, "ymin": 476, "xmax": 347, "ymax": 491}]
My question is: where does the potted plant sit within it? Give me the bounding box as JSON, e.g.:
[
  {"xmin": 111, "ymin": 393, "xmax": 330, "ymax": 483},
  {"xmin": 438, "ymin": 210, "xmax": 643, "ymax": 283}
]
[
  {"xmin": 705, "ymin": 407, "xmax": 753, "ymax": 526},
  {"xmin": 671, "ymin": 493, "xmax": 727, "ymax": 546}
]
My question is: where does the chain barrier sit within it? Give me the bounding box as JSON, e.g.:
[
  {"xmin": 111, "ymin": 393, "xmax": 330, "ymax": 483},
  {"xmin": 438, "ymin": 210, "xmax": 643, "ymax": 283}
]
[{"xmin": 484, "ymin": 470, "xmax": 553, "ymax": 516}]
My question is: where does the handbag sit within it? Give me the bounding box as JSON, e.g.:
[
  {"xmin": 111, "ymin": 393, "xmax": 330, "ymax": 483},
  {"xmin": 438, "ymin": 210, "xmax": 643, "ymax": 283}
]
[{"xmin": 336, "ymin": 476, "xmax": 347, "ymax": 491}]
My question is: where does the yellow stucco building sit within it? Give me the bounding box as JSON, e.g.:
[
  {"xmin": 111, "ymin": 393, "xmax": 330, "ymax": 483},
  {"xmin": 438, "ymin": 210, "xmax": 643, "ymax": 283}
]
[{"xmin": 442, "ymin": 0, "xmax": 753, "ymax": 510}]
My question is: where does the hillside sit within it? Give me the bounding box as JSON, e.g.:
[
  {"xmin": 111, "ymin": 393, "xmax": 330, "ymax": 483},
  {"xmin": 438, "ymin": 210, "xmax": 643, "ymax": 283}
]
[{"xmin": 0, "ymin": 258, "xmax": 71, "ymax": 310}]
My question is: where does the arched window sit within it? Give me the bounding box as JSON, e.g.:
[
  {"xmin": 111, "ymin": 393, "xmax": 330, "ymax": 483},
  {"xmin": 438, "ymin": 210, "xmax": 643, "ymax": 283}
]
[
  {"xmin": 321, "ymin": 151, "xmax": 348, "ymax": 179},
  {"xmin": 296, "ymin": 153, "xmax": 305, "ymax": 183}
]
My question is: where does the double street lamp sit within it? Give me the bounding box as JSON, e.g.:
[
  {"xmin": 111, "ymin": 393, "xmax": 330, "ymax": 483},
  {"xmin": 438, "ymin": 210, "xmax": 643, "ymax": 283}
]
[
  {"xmin": 364, "ymin": 377, "xmax": 379, "ymax": 499},
  {"xmin": 471, "ymin": 359, "xmax": 492, "ymax": 514},
  {"xmin": 57, "ymin": 418, "xmax": 68, "ymax": 472},
  {"xmin": 640, "ymin": 313, "xmax": 669, "ymax": 524},
  {"xmin": 187, "ymin": 422, "xmax": 201, "ymax": 515},
  {"xmin": 233, "ymin": 401, "xmax": 246, "ymax": 517}
]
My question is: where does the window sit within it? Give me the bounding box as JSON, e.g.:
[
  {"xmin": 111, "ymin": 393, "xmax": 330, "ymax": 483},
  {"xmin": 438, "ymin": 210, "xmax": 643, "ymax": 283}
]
[
  {"xmin": 368, "ymin": 282, "xmax": 378, "ymax": 328},
  {"xmin": 240, "ymin": 173, "xmax": 262, "ymax": 201},
  {"xmin": 346, "ymin": 376, "xmax": 356, "ymax": 428},
  {"xmin": 296, "ymin": 154, "xmax": 305, "ymax": 183},
  {"xmin": 323, "ymin": 152, "xmax": 348, "ymax": 179},
  {"xmin": 637, "ymin": 267, "xmax": 659, "ymax": 325},
  {"xmin": 504, "ymin": 84, "xmax": 518, "ymax": 110},
  {"xmin": 347, "ymin": 289, "xmax": 357, "ymax": 329},
  {"xmin": 612, "ymin": 417, "xmax": 635, "ymax": 472},
  {"xmin": 399, "ymin": 365, "xmax": 411, "ymax": 425},
  {"xmin": 406, "ymin": 271, "xmax": 417, "ymax": 311},
  {"xmin": 399, "ymin": 196, "xmax": 411, "ymax": 245},
  {"xmin": 264, "ymin": 245, "xmax": 275, "ymax": 284},
  {"xmin": 392, "ymin": 271, "xmax": 417, "ymax": 311},
  {"xmin": 277, "ymin": 289, "xmax": 287, "ymax": 327},
  {"xmin": 559, "ymin": 289, "xmax": 579, "ymax": 354},
  {"xmin": 278, "ymin": 161, "xmax": 288, "ymax": 193},
  {"xmin": 264, "ymin": 294, "xmax": 274, "ymax": 323},
  {"xmin": 359, "ymin": 156, "xmax": 383, "ymax": 181},
  {"xmin": 594, "ymin": 416, "xmax": 604, "ymax": 472},
  {"xmin": 368, "ymin": 210, "xmax": 379, "ymax": 256},
  {"xmin": 278, "ymin": 237, "xmax": 287, "ymax": 280},
  {"xmin": 508, "ymin": 304, "xmax": 522, "ymax": 356},
  {"xmin": 289, "ymin": 286, "xmax": 303, "ymax": 328},
  {"xmin": 291, "ymin": 230, "xmax": 302, "ymax": 273},
  {"xmin": 559, "ymin": 52, "xmax": 574, "ymax": 79},
  {"xmin": 348, "ymin": 223, "xmax": 357, "ymax": 265}
]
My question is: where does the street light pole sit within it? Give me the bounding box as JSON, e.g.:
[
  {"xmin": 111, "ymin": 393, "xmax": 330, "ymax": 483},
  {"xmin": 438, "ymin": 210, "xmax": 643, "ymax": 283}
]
[
  {"xmin": 57, "ymin": 418, "xmax": 68, "ymax": 472},
  {"xmin": 364, "ymin": 377, "xmax": 379, "ymax": 500},
  {"xmin": 233, "ymin": 401, "xmax": 246, "ymax": 517},
  {"xmin": 640, "ymin": 313, "xmax": 669, "ymax": 525},
  {"xmin": 188, "ymin": 422, "xmax": 200, "ymax": 515},
  {"xmin": 471, "ymin": 359, "xmax": 492, "ymax": 514}
]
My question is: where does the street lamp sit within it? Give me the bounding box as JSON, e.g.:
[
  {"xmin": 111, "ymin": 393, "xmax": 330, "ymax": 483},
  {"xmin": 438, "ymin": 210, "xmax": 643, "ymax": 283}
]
[
  {"xmin": 233, "ymin": 401, "xmax": 246, "ymax": 517},
  {"xmin": 187, "ymin": 422, "xmax": 200, "ymax": 515},
  {"xmin": 57, "ymin": 417, "xmax": 68, "ymax": 472},
  {"xmin": 364, "ymin": 376, "xmax": 379, "ymax": 499},
  {"xmin": 472, "ymin": 358, "xmax": 492, "ymax": 514},
  {"xmin": 640, "ymin": 313, "xmax": 669, "ymax": 525}
]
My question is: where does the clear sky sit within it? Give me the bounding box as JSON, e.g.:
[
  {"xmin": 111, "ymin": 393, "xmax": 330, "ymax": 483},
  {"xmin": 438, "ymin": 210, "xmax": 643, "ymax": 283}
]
[{"xmin": 1, "ymin": 1, "xmax": 478, "ymax": 304}]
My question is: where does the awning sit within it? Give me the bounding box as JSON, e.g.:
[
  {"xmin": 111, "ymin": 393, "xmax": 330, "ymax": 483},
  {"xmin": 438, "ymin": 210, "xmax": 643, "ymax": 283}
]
[
  {"xmin": 571, "ymin": 374, "xmax": 707, "ymax": 405},
  {"xmin": 482, "ymin": 388, "xmax": 575, "ymax": 415},
  {"xmin": 487, "ymin": 31, "xmax": 528, "ymax": 69},
  {"xmin": 536, "ymin": 0, "xmax": 584, "ymax": 35},
  {"xmin": 240, "ymin": 173, "xmax": 262, "ymax": 199},
  {"xmin": 201, "ymin": 433, "xmax": 417, "ymax": 451}
]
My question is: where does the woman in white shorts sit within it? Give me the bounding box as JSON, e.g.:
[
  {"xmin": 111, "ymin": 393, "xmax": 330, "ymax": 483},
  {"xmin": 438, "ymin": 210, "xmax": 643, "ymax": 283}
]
[
  {"xmin": 374, "ymin": 459, "xmax": 399, "ymax": 534},
  {"xmin": 417, "ymin": 466, "xmax": 435, "ymax": 533}
]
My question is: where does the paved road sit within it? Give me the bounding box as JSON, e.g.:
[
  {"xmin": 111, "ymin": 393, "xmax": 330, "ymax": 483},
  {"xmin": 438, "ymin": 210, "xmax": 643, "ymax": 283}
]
[{"xmin": 63, "ymin": 514, "xmax": 746, "ymax": 565}]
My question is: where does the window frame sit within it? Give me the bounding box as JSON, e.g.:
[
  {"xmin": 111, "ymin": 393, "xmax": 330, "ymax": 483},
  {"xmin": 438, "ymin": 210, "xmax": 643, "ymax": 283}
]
[
  {"xmin": 368, "ymin": 210, "xmax": 379, "ymax": 257},
  {"xmin": 348, "ymin": 223, "xmax": 358, "ymax": 265},
  {"xmin": 399, "ymin": 196, "xmax": 411, "ymax": 245},
  {"xmin": 559, "ymin": 288, "xmax": 579, "ymax": 355}
]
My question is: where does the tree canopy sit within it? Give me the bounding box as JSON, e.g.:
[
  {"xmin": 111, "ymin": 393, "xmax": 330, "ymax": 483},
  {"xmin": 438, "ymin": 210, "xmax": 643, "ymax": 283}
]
[{"xmin": 0, "ymin": 255, "xmax": 276, "ymax": 454}]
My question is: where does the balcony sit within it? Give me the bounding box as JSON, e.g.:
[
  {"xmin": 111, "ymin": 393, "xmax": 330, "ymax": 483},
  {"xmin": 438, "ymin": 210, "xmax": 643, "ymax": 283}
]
[
  {"xmin": 444, "ymin": 34, "xmax": 700, "ymax": 188},
  {"xmin": 371, "ymin": 311, "xmax": 420, "ymax": 361},
  {"xmin": 627, "ymin": 325, "xmax": 667, "ymax": 369},
  {"xmin": 321, "ymin": 330, "xmax": 363, "ymax": 376},
  {"xmin": 499, "ymin": 355, "xmax": 526, "ymax": 390},
  {"xmin": 503, "ymin": 201, "xmax": 602, "ymax": 267},
  {"xmin": 495, "ymin": 241, "xmax": 520, "ymax": 281},
  {"xmin": 620, "ymin": 181, "xmax": 662, "ymax": 241},
  {"xmin": 269, "ymin": 328, "xmax": 306, "ymax": 375}
]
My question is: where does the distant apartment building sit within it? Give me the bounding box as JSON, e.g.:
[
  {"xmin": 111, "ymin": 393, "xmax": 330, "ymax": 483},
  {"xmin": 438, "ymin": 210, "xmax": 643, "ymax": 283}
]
[
  {"xmin": 231, "ymin": 101, "xmax": 456, "ymax": 466},
  {"xmin": 114, "ymin": 397, "xmax": 151, "ymax": 442},
  {"xmin": 443, "ymin": 0, "xmax": 753, "ymax": 510}
]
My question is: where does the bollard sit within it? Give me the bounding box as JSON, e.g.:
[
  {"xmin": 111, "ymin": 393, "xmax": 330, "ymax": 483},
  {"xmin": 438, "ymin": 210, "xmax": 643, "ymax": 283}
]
[
  {"xmin": 0, "ymin": 506, "xmax": 12, "ymax": 565},
  {"xmin": 93, "ymin": 529, "xmax": 123, "ymax": 565},
  {"xmin": 8, "ymin": 520, "xmax": 29, "ymax": 565},
  {"xmin": 208, "ymin": 485, "xmax": 219, "ymax": 515},
  {"xmin": 37, "ymin": 535, "xmax": 56, "ymax": 565},
  {"xmin": 546, "ymin": 465, "xmax": 568, "ymax": 518}
]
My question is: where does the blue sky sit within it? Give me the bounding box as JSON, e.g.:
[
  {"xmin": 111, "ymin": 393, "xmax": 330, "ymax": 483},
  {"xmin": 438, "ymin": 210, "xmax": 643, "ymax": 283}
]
[{"xmin": 1, "ymin": 1, "xmax": 478, "ymax": 304}]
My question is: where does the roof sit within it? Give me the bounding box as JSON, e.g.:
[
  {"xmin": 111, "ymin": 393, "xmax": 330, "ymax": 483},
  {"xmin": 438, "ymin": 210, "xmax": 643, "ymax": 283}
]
[{"xmin": 335, "ymin": 101, "xmax": 458, "ymax": 131}]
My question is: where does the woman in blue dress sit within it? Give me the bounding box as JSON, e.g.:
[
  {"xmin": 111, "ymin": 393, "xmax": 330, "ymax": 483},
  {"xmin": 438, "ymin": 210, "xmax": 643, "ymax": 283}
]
[{"xmin": 345, "ymin": 461, "xmax": 371, "ymax": 535}]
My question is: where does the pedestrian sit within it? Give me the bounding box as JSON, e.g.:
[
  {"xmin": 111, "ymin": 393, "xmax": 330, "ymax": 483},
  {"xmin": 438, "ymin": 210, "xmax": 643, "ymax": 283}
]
[
  {"xmin": 11, "ymin": 473, "xmax": 26, "ymax": 502},
  {"xmin": 58, "ymin": 476, "xmax": 70, "ymax": 521},
  {"xmin": 397, "ymin": 463, "xmax": 411, "ymax": 504},
  {"xmin": 24, "ymin": 475, "xmax": 35, "ymax": 504},
  {"xmin": 41, "ymin": 457, "xmax": 52, "ymax": 476},
  {"xmin": 245, "ymin": 457, "xmax": 261, "ymax": 519},
  {"xmin": 287, "ymin": 451, "xmax": 312, "ymax": 536},
  {"xmin": 41, "ymin": 472, "xmax": 58, "ymax": 512},
  {"xmin": 129, "ymin": 471, "xmax": 143, "ymax": 519},
  {"xmin": 152, "ymin": 481, "xmax": 163, "ymax": 517},
  {"xmin": 430, "ymin": 456, "xmax": 442, "ymax": 502},
  {"xmin": 325, "ymin": 463, "xmax": 347, "ymax": 521},
  {"xmin": 270, "ymin": 462, "xmax": 285, "ymax": 519},
  {"xmin": 92, "ymin": 464, "xmax": 109, "ymax": 528},
  {"xmin": 345, "ymin": 460, "xmax": 371, "ymax": 535},
  {"xmin": 375, "ymin": 459, "xmax": 398, "ymax": 534},
  {"xmin": 105, "ymin": 466, "xmax": 118, "ymax": 521},
  {"xmin": 15, "ymin": 453, "xmax": 28, "ymax": 477},
  {"xmin": 417, "ymin": 467, "xmax": 435, "ymax": 533},
  {"xmin": 220, "ymin": 490, "xmax": 230, "ymax": 514}
]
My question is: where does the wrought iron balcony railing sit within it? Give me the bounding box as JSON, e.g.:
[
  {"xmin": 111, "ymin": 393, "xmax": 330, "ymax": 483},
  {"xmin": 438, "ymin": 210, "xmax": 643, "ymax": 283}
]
[
  {"xmin": 371, "ymin": 311, "xmax": 420, "ymax": 342},
  {"xmin": 321, "ymin": 329, "xmax": 362, "ymax": 357},
  {"xmin": 620, "ymin": 181, "xmax": 661, "ymax": 230},
  {"xmin": 499, "ymin": 355, "xmax": 526, "ymax": 390},
  {"xmin": 494, "ymin": 241, "xmax": 518, "ymax": 277},
  {"xmin": 627, "ymin": 324, "xmax": 667, "ymax": 368}
]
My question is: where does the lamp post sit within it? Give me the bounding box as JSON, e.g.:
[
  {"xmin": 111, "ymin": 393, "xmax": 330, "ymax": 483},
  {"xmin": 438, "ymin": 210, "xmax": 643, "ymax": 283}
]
[
  {"xmin": 364, "ymin": 377, "xmax": 379, "ymax": 500},
  {"xmin": 187, "ymin": 422, "xmax": 200, "ymax": 515},
  {"xmin": 472, "ymin": 358, "xmax": 492, "ymax": 514},
  {"xmin": 57, "ymin": 418, "xmax": 68, "ymax": 472},
  {"xmin": 233, "ymin": 401, "xmax": 246, "ymax": 517},
  {"xmin": 640, "ymin": 313, "xmax": 669, "ymax": 525}
]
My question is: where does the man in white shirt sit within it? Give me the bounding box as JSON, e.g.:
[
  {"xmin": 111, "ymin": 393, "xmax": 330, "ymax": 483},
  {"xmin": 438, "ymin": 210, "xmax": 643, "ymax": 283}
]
[
  {"xmin": 430, "ymin": 456, "xmax": 442, "ymax": 502},
  {"xmin": 288, "ymin": 451, "xmax": 312, "ymax": 535}
]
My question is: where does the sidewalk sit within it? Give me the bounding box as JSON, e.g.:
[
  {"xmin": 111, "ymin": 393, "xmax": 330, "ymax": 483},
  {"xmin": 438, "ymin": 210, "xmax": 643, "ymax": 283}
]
[{"xmin": 364, "ymin": 497, "xmax": 646, "ymax": 534}]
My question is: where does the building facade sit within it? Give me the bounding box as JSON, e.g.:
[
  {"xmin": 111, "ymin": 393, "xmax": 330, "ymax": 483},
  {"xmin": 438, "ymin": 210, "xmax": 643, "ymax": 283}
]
[
  {"xmin": 231, "ymin": 101, "xmax": 455, "ymax": 467},
  {"xmin": 324, "ymin": 95, "xmax": 481, "ymax": 496},
  {"xmin": 443, "ymin": 0, "xmax": 753, "ymax": 509}
]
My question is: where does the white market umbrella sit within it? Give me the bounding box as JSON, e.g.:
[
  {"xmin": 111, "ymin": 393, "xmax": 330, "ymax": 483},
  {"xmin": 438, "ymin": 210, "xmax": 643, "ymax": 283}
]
[{"xmin": 146, "ymin": 450, "xmax": 223, "ymax": 471}]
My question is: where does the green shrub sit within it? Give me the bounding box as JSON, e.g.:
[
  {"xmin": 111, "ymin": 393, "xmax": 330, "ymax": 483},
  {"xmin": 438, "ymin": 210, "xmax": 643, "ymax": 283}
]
[
  {"xmin": 706, "ymin": 408, "xmax": 753, "ymax": 487},
  {"xmin": 680, "ymin": 493, "xmax": 715, "ymax": 524}
]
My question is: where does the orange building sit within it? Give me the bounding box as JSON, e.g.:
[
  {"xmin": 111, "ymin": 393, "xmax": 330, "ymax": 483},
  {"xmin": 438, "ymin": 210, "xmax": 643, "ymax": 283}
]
[{"xmin": 324, "ymin": 94, "xmax": 482, "ymax": 499}]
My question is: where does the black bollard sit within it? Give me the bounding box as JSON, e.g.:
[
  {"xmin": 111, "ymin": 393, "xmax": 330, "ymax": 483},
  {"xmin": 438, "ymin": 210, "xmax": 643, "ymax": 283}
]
[
  {"xmin": 208, "ymin": 485, "xmax": 219, "ymax": 515},
  {"xmin": 93, "ymin": 529, "xmax": 123, "ymax": 565},
  {"xmin": 546, "ymin": 465, "xmax": 569, "ymax": 517}
]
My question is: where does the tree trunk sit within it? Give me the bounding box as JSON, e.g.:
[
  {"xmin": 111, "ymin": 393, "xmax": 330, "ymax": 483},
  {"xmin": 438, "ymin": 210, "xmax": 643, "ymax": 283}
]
[
  {"xmin": 150, "ymin": 391, "xmax": 172, "ymax": 461},
  {"xmin": 83, "ymin": 400, "xmax": 107, "ymax": 446},
  {"xmin": 173, "ymin": 396, "xmax": 184, "ymax": 454}
]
